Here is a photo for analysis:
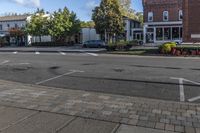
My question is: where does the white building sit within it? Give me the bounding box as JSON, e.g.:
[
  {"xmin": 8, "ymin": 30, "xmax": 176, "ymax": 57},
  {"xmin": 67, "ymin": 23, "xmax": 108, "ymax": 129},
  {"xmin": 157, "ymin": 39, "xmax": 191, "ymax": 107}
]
[
  {"xmin": 0, "ymin": 15, "xmax": 27, "ymax": 46},
  {"xmin": 0, "ymin": 15, "xmax": 51, "ymax": 46},
  {"xmin": 81, "ymin": 17, "xmax": 143, "ymax": 43},
  {"xmin": 123, "ymin": 17, "xmax": 143, "ymax": 42},
  {"xmin": 81, "ymin": 28, "xmax": 100, "ymax": 43}
]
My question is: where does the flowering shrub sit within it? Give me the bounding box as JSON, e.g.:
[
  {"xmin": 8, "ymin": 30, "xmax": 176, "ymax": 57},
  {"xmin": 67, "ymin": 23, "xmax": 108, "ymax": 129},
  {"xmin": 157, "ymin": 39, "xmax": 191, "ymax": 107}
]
[{"xmin": 159, "ymin": 42, "xmax": 177, "ymax": 54}]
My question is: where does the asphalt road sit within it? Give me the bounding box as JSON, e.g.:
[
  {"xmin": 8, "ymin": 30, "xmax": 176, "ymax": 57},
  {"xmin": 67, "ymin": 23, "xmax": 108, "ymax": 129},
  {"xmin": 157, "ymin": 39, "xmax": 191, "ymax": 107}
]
[{"xmin": 0, "ymin": 52, "xmax": 199, "ymax": 103}]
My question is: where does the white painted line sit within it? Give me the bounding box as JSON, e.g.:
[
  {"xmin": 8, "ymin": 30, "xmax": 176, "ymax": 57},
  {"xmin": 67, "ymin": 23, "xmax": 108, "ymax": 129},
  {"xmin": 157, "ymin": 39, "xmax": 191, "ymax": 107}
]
[
  {"xmin": 59, "ymin": 52, "xmax": 66, "ymax": 55},
  {"xmin": 13, "ymin": 51, "xmax": 18, "ymax": 54},
  {"xmin": 170, "ymin": 77, "xmax": 185, "ymax": 102},
  {"xmin": 183, "ymin": 78, "xmax": 200, "ymax": 86},
  {"xmin": 85, "ymin": 52, "xmax": 98, "ymax": 56},
  {"xmin": 35, "ymin": 52, "xmax": 40, "ymax": 55},
  {"xmin": 17, "ymin": 63, "xmax": 30, "ymax": 65},
  {"xmin": 10, "ymin": 63, "xmax": 30, "ymax": 66},
  {"xmin": 188, "ymin": 96, "xmax": 200, "ymax": 102},
  {"xmin": 35, "ymin": 70, "xmax": 84, "ymax": 85},
  {"xmin": 0, "ymin": 60, "xmax": 9, "ymax": 65}
]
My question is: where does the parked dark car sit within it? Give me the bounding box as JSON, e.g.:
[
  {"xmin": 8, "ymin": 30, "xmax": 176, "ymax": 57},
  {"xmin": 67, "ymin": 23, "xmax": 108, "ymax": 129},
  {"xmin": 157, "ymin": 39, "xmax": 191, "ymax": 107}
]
[{"xmin": 83, "ymin": 40, "xmax": 106, "ymax": 48}]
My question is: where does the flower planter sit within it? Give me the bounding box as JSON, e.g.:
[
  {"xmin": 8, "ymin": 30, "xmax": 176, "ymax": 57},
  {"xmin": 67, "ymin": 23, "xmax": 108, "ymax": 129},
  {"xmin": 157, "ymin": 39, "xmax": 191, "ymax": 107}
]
[
  {"xmin": 182, "ymin": 51, "xmax": 188, "ymax": 56},
  {"xmin": 171, "ymin": 48, "xmax": 176, "ymax": 55},
  {"xmin": 191, "ymin": 50, "xmax": 197, "ymax": 55},
  {"xmin": 106, "ymin": 46, "xmax": 117, "ymax": 51},
  {"xmin": 175, "ymin": 50, "xmax": 181, "ymax": 56}
]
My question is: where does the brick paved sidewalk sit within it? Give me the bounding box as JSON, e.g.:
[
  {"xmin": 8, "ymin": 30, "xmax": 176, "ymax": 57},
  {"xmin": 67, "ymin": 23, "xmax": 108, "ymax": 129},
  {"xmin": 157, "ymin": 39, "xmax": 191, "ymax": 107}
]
[{"xmin": 0, "ymin": 80, "xmax": 199, "ymax": 133}]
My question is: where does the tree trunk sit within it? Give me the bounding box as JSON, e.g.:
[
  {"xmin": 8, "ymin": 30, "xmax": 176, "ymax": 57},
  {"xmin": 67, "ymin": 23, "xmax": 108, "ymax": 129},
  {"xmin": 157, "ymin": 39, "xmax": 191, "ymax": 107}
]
[
  {"xmin": 39, "ymin": 36, "xmax": 42, "ymax": 43},
  {"xmin": 105, "ymin": 30, "xmax": 107, "ymax": 43}
]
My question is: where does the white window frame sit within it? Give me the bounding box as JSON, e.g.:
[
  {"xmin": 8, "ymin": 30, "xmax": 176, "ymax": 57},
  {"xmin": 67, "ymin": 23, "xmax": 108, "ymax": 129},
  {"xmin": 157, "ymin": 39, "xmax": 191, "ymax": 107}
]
[
  {"xmin": 148, "ymin": 12, "xmax": 153, "ymax": 22},
  {"xmin": 163, "ymin": 11, "xmax": 169, "ymax": 21},
  {"xmin": 179, "ymin": 10, "xmax": 183, "ymax": 20}
]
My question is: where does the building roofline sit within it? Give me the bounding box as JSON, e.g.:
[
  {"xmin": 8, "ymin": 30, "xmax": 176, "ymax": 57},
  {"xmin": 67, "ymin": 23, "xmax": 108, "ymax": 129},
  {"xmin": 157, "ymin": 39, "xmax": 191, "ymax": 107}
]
[{"xmin": 0, "ymin": 15, "xmax": 29, "ymax": 22}]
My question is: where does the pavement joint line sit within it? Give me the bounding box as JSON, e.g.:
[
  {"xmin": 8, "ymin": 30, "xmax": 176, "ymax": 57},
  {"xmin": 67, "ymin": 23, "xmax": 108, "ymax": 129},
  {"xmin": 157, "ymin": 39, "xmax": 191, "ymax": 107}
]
[
  {"xmin": 55, "ymin": 116, "xmax": 78, "ymax": 133},
  {"xmin": 0, "ymin": 103, "xmax": 121, "ymax": 128},
  {"xmin": 0, "ymin": 79, "xmax": 199, "ymax": 132},
  {"xmin": 0, "ymin": 79, "xmax": 199, "ymax": 106},
  {"xmin": 111, "ymin": 123, "xmax": 121, "ymax": 133},
  {"xmin": 0, "ymin": 103, "xmax": 182, "ymax": 133},
  {"xmin": 35, "ymin": 70, "xmax": 84, "ymax": 85},
  {"xmin": 0, "ymin": 110, "xmax": 39, "ymax": 132}
]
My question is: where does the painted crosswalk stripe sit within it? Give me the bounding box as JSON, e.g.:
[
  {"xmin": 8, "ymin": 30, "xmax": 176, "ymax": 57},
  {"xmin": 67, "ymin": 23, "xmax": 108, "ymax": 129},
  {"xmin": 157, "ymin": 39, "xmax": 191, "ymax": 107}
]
[
  {"xmin": 85, "ymin": 53, "xmax": 98, "ymax": 56},
  {"xmin": 35, "ymin": 52, "xmax": 40, "ymax": 55},
  {"xmin": 59, "ymin": 52, "xmax": 66, "ymax": 55},
  {"xmin": 13, "ymin": 51, "xmax": 18, "ymax": 54}
]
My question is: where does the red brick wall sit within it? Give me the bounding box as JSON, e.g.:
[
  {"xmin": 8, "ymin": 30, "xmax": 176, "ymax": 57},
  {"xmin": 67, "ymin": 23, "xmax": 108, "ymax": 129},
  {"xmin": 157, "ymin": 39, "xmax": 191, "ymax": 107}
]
[
  {"xmin": 143, "ymin": 0, "xmax": 183, "ymax": 22},
  {"xmin": 183, "ymin": 0, "xmax": 200, "ymax": 42}
]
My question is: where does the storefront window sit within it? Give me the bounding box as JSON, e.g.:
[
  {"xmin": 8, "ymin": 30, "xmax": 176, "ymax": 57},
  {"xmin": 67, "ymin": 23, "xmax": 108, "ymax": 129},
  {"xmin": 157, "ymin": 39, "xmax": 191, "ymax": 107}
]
[
  {"xmin": 180, "ymin": 27, "xmax": 182, "ymax": 38},
  {"xmin": 156, "ymin": 28, "xmax": 163, "ymax": 41},
  {"xmin": 147, "ymin": 28, "xmax": 154, "ymax": 32},
  {"xmin": 172, "ymin": 27, "xmax": 180, "ymax": 40},
  {"xmin": 164, "ymin": 28, "xmax": 171, "ymax": 40}
]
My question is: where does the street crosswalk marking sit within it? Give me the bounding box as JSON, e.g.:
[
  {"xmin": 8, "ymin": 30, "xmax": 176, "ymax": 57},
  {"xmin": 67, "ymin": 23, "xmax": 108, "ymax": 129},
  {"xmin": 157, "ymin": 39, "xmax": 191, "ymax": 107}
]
[
  {"xmin": 9, "ymin": 51, "xmax": 97, "ymax": 57},
  {"xmin": 35, "ymin": 52, "xmax": 40, "ymax": 55},
  {"xmin": 59, "ymin": 52, "xmax": 66, "ymax": 55},
  {"xmin": 85, "ymin": 52, "xmax": 99, "ymax": 56}
]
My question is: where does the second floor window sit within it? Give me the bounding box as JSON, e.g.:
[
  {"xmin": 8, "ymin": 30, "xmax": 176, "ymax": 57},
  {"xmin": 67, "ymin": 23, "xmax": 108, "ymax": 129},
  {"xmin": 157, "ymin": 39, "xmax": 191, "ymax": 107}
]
[
  {"xmin": 15, "ymin": 24, "xmax": 18, "ymax": 28},
  {"xmin": 163, "ymin": 11, "xmax": 169, "ymax": 21},
  {"xmin": 0, "ymin": 25, "xmax": 2, "ymax": 30},
  {"xmin": 179, "ymin": 10, "xmax": 183, "ymax": 20},
  {"xmin": 148, "ymin": 12, "xmax": 153, "ymax": 22}
]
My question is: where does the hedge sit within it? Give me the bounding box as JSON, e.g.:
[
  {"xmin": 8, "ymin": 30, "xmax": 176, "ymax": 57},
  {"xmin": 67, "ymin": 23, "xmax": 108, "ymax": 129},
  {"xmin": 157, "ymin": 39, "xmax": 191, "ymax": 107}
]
[{"xmin": 31, "ymin": 42, "xmax": 73, "ymax": 47}]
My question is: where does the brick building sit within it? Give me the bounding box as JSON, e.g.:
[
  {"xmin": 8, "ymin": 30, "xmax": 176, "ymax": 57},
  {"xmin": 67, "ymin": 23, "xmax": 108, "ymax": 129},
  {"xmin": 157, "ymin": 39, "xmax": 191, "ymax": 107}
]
[
  {"xmin": 143, "ymin": 0, "xmax": 183, "ymax": 44},
  {"xmin": 183, "ymin": 0, "xmax": 200, "ymax": 43}
]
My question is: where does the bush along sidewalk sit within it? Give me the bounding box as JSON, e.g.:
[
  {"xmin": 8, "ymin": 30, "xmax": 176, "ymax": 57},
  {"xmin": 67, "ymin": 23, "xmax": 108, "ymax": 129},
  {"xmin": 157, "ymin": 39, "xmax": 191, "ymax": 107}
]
[
  {"xmin": 105, "ymin": 40, "xmax": 141, "ymax": 51},
  {"xmin": 159, "ymin": 42, "xmax": 200, "ymax": 56},
  {"xmin": 171, "ymin": 46, "xmax": 200, "ymax": 56}
]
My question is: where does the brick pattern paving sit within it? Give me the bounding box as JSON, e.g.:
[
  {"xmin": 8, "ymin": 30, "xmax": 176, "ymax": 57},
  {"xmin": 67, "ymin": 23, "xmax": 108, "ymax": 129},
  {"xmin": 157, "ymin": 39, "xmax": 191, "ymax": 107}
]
[{"xmin": 0, "ymin": 80, "xmax": 199, "ymax": 133}]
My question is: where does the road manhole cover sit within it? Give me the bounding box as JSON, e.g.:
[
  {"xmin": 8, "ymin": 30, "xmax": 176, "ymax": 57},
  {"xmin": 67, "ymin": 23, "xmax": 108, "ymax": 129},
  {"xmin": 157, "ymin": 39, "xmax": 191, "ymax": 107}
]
[
  {"xmin": 49, "ymin": 66, "xmax": 60, "ymax": 70},
  {"xmin": 82, "ymin": 63, "xmax": 97, "ymax": 66},
  {"xmin": 113, "ymin": 68, "xmax": 124, "ymax": 72},
  {"xmin": 12, "ymin": 66, "xmax": 32, "ymax": 71}
]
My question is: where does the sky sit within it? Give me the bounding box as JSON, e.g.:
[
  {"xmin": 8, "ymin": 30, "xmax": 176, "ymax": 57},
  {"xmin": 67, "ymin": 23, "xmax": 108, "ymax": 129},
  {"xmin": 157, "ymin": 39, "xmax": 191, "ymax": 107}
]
[{"xmin": 0, "ymin": 0, "xmax": 143, "ymax": 21}]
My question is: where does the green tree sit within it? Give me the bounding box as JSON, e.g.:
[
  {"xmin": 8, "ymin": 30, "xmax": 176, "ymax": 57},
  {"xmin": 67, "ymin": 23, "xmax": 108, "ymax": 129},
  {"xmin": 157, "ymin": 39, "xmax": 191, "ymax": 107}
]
[
  {"xmin": 67, "ymin": 12, "xmax": 81, "ymax": 42},
  {"xmin": 135, "ymin": 12, "xmax": 143, "ymax": 24},
  {"xmin": 48, "ymin": 7, "xmax": 72, "ymax": 41},
  {"xmin": 48, "ymin": 7, "xmax": 80, "ymax": 42},
  {"xmin": 92, "ymin": 0, "xmax": 124, "ymax": 43},
  {"xmin": 119, "ymin": 0, "xmax": 136, "ymax": 19},
  {"xmin": 80, "ymin": 21, "xmax": 95, "ymax": 28},
  {"xmin": 25, "ymin": 9, "xmax": 48, "ymax": 42}
]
